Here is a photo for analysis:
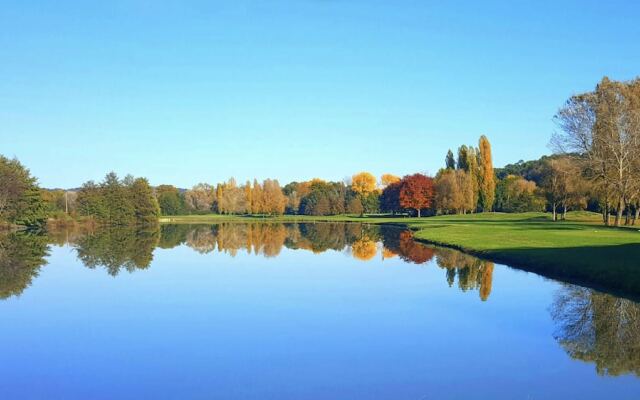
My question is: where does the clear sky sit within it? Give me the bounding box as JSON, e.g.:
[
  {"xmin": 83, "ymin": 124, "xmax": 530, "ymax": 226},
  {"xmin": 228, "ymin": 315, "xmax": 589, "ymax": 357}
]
[{"xmin": 2, "ymin": 0, "xmax": 639, "ymax": 189}]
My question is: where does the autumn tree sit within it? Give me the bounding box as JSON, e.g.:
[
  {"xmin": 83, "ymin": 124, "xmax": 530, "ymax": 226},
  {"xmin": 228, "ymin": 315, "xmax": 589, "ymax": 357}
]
[
  {"xmin": 399, "ymin": 173, "xmax": 434, "ymax": 217},
  {"xmin": 185, "ymin": 183, "xmax": 215, "ymax": 213},
  {"xmin": 478, "ymin": 135, "xmax": 496, "ymax": 211},
  {"xmin": 380, "ymin": 173, "xmax": 401, "ymax": 188},
  {"xmin": 351, "ymin": 172, "xmax": 377, "ymax": 195},
  {"xmin": 244, "ymin": 181, "xmax": 253, "ymax": 213},
  {"xmin": 540, "ymin": 158, "xmax": 588, "ymax": 220},
  {"xmin": 220, "ymin": 178, "xmax": 247, "ymax": 214},
  {"xmin": 434, "ymin": 169, "xmax": 474, "ymax": 214},
  {"xmin": 262, "ymin": 179, "xmax": 286, "ymax": 215},
  {"xmin": 347, "ymin": 196, "xmax": 364, "ymax": 215},
  {"xmin": 453, "ymin": 145, "xmax": 480, "ymax": 211},
  {"xmin": 553, "ymin": 77, "xmax": 640, "ymax": 226},
  {"xmin": 494, "ymin": 175, "xmax": 545, "ymax": 213},
  {"xmin": 282, "ymin": 181, "xmax": 309, "ymax": 214},
  {"xmin": 252, "ymin": 179, "xmax": 263, "ymax": 214},
  {"xmin": 435, "ymin": 169, "xmax": 458, "ymax": 214},
  {"xmin": 215, "ymin": 183, "xmax": 224, "ymax": 214}
]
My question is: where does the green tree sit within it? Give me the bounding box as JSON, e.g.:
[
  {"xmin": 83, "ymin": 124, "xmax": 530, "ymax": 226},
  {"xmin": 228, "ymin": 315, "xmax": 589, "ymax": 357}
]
[
  {"xmin": 360, "ymin": 191, "xmax": 380, "ymax": 214},
  {"xmin": 131, "ymin": 178, "xmax": 160, "ymax": 225},
  {"xmin": 102, "ymin": 172, "xmax": 135, "ymax": 225},
  {"xmin": 445, "ymin": 149, "xmax": 456, "ymax": 170},
  {"xmin": 77, "ymin": 181, "xmax": 108, "ymax": 220},
  {"xmin": 457, "ymin": 145, "xmax": 469, "ymax": 171},
  {"xmin": 0, "ymin": 155, "xmax": 48, "ymax": 227},
  {"xmin": 156, "ymin": 185, "xmax": 184, "ymax": 215}
]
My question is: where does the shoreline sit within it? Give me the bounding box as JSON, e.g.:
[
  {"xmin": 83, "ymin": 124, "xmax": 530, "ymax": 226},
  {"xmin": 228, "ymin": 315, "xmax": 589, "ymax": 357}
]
[{"xmin": 158, "ymin": 212, "xmax": 640, "ymax": 300}]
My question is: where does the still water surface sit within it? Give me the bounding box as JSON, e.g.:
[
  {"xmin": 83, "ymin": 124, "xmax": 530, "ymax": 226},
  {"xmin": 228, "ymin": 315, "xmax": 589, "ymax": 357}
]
[{"xmin": 1, "ymin": 223, "xmax": 639, "ymax": 399}]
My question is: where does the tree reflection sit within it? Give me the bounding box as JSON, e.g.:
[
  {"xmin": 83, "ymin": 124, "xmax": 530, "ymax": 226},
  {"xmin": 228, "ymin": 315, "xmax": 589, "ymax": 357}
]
[
  {"xmin": 74, "ymin": 226, "xmax": 160, "ymax": 276},
  {"xmin": 158, "ymin": 224, "xmax": 191, "ymax": 249},
  {"xmin": 434, "ymin": 247, "xmax": 495, "ymax": 301},
  {"xmin": 210, "ymin": 223, "xmax": 288, "ymax": 257},
  {"xmin": 173, "ymin": 222, "xmax": 384, "ymax": 260},
  {"xmin": 0, "ymin": 232, "xmax": 49, "ymax": 299},
  {"xmin": 352, "ymin": 237, "xmax": 378, "ymax": 261},
  {"xmin": 1, "ymin": 223, "xmax": 496, "ymax": 303},
  {"xmin": 551, "ymin": 285, "xmax": 640, "ymax": 376},
  {"xmin": 381, "ymin": 228, "xmax": 435, "ymax": 264}
]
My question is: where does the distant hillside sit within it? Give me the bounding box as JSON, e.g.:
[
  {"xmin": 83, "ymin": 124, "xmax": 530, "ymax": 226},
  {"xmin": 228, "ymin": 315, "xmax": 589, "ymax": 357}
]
[{"xmin": 495, "ymin": 154, "xmax": 575, "ymax": 185}]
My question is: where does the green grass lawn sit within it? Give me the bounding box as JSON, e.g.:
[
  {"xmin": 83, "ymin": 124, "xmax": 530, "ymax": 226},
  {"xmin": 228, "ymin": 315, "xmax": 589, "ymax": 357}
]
[{"xmin": 161, "ymin": 212, "xmax": 640, "ymax": 297}]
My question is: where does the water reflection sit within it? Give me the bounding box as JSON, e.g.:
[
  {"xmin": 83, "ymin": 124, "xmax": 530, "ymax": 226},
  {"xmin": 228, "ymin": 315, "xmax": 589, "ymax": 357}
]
[
  {"xmin": 1, "ymin": 222, "xmax": 639, "ymax": 380},
  {"xmin": 74, "ymin": 226, "xmax": 160, "ymax": 276},
  {"xmin": 2, "ymin": 223, "xmax": 496, "ymax": 299},
  {"xmin": 434, "ymin": 248, "xmax": 495, "ymax": 301},
  {"xmin": 551, "ymin": 285, "xmax": 640, "ymax": 376},
  {"xmin": 0, "ymin": 232, "xmax": 49, "ymax": 299}
]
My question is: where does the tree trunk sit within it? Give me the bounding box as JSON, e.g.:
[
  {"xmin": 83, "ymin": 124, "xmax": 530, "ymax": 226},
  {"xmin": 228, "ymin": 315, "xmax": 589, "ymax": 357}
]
[
  {"xmin": 562, "ymin": 204, "xmax": 567, "ymax": 220},
  {"xmin": 552, "ymin": 202, "xmax": 557, "ymax": 222},
  {"xmin": 625, "ymin": 205, "xmax": 631, "ymax": 226},
  {"xmin": 614, "ymin": 199, "xmax": 624, "ymax": 227},
  {"xmin": 603, "ymin": 198, "xmax": 610, "ymax": 226},
  {"xmin": 417, "ymin": 208, "xmax": 421, "ymax": 218},
  {"xmin": 634, "ymin": 208, "xmax": 640, "ymax": 226}
]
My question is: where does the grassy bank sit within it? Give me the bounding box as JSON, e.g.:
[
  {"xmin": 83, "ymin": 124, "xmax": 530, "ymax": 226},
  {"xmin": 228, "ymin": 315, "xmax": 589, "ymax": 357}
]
[{"xmin": 161, "ymin": 212, "xmax": 640, "ymax": 297}]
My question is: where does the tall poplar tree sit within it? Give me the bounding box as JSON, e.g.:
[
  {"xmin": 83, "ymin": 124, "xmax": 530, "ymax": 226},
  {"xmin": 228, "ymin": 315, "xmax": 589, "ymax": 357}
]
[
  {"xmin": 457, "ymin": 145, "xmax": 469, "ymax": 171},
  {"xmin": 244, "ymin": 181, "xmax": 253, "ymax": 214},
  {"xmin": 478, "ymin": 135, "xmax": 496, "ymax": 211},
  {"xmin": 445, "ymin": 150, "xmax": 456, "ymax": 170}
]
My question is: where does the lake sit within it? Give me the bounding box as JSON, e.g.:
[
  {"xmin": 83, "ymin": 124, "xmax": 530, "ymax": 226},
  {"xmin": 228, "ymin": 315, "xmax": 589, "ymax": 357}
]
[{"xmin": 1, "ymin": 222, "xmax": 639, "ymax": 399}]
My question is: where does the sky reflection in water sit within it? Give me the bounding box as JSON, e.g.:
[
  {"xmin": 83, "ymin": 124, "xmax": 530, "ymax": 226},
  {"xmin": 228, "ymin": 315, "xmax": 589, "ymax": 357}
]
[{"xmin": 0, "ymin": 223, "xmax": 639, "ymax": 399}]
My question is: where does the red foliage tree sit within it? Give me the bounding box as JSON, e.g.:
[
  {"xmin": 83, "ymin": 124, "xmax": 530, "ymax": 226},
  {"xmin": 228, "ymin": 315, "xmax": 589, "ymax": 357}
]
[{"xmin": 399, "ymin": 173, "xmax": 434, "ymax": 217}]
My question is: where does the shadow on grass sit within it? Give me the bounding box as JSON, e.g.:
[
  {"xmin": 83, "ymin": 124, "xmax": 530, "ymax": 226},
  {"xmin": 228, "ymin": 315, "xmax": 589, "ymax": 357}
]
[{"xmin": 484, "ymin": 243, "xmax": 640, "ymax": 300}]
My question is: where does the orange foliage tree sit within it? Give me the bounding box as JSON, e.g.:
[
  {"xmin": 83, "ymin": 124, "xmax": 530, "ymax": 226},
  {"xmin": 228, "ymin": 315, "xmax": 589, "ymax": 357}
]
[{"xmin": 399, "ymin": 173, "xmax": 434, "ymax": 217}]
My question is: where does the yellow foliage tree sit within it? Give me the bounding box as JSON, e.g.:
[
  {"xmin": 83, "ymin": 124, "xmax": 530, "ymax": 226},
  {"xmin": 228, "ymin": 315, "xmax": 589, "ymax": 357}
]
[
  {"xmin": 478, "ymin": 135, "xmax": 496, "ymax": 211},
  {"xmin": 351, "ymin": 172, "xmax": 377, "ymax": 195},
  {"xmin": 380, "ymin": 173, "xmax": 400, "ymax": 188}
]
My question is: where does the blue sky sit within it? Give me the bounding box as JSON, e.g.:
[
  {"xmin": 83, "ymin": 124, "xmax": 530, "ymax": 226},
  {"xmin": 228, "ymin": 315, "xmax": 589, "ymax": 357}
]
[{"xmin": 2, "ymin": 0, "xmax": 639, "ymax": 188}]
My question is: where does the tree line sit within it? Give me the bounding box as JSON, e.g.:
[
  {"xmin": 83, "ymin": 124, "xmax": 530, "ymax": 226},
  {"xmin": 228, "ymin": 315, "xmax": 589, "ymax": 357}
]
[
  {"xmin": 154, "ymin": 136, "xmax": 496, "ymax": 219},
  {"xmin": 3, "ymin": 73, "xmax": 639, "ymax": 229},
  {"xmin": 0, "ymin": 133, "xmax": 596, "ymax": 227}
]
